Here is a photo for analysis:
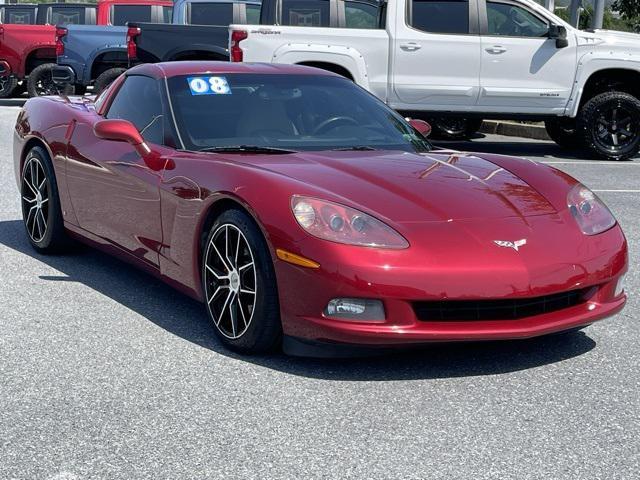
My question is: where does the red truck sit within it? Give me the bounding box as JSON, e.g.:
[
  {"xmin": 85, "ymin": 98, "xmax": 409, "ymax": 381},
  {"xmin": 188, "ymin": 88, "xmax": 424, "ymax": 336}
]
[{"xmin": 0, "ymin": 0, "xmax": 172, "ymax": 98}]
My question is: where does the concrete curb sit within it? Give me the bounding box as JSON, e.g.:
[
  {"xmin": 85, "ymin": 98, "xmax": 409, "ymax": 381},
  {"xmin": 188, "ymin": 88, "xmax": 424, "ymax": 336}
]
[{"xmin": 480, "ymin": 120, "xmax": 551, "ymax": 141}]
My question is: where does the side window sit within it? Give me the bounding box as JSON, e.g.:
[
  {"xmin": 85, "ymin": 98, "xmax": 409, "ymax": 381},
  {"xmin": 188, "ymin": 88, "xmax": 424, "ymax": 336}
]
[
  {"xmin": 163, "ymin": 6, "xmax": 173, "ymax": 23},
  {"xmin": 106, "ymin": 76, "xmax": 165, "ymax": 145},
  {"xmin": 281, "ymin": 0, "xmax": 330, "ymax": 27},
  {"xmin": 246, "ymin": 4, "xmax": 261, "ymax": 24},
  {"xmin": 410, "ymin": 0, "xmax": 469, "ymax": 34},
  {"xmin": 344, "ymin": 1, "xmax": 379, "ymax": 29},
  {"xmin": 486, "ymin": 1, "xmax": 549, "ymax": 37}
]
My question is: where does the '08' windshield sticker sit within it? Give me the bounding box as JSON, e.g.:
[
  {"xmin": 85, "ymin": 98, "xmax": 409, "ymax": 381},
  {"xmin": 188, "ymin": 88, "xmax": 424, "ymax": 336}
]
[{"xmin": 187, "ymin": 76, "xmax": 232, "ymax": 95}]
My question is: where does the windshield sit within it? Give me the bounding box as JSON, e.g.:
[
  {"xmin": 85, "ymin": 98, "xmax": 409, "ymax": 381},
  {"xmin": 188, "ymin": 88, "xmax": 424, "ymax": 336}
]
[
  {"xmin": 167, "ymin": 74, "xmax": 431, "ymax": 153},
  {"xmin": 111, "ymin": 5, "xmax": 153, "ymax": 25}
]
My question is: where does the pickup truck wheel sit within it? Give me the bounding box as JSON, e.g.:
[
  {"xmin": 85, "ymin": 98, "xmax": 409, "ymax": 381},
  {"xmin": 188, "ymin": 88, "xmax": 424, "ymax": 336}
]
[
  {"xmin": 94, "ymin": 68, "xmax": 126, "ymax": 94},
  {"xmin": 430, "ymin": 117, "xmax": 483, "ymax": 140},
  {"xmin": 545, "ymin": 118, "xmax": 582, "ymax": 149},
  {"xmin": 27, "ymin": 64, "xmax": 75, "ymax": 98},
  {"xmin": 0, "ymin": 76, "xmax": 18, "ymax": 98},
  {"xmin": 578, "ymin": 91, "xmax": 640, "ymax": 161}
]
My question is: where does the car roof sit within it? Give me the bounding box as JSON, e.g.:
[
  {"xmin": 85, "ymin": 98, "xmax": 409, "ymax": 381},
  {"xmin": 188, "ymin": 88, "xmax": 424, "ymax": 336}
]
[{"xmin": 128, "ymin": 61, "xmax": 341, "ymax": 79}]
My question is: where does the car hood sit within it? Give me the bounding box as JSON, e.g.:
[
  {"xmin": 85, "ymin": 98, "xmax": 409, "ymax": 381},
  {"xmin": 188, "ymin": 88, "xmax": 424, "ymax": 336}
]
[
  {"xmin": 238, "ymin": 150, "xmax": 558, "ymax": 224},
  {"xmin": 577, "ymin": 29, "xmax": 640, "ymax": 49}
]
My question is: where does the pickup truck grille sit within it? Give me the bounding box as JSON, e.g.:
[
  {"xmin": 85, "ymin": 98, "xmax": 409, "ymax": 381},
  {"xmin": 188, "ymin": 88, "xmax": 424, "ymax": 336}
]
[{"xmin": 413, "ymin": 288, "xmax": 592, "ymax": 322}]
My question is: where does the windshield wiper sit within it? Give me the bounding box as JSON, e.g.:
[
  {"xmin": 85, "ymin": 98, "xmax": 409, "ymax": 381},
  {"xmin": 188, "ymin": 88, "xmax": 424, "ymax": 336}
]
[
  {"xmin": 199, "ymin": 145, "xmax": 297, "ymax": 154},
  {"xmin": 331, "ymin": 146, "xmax": 377, "ymax": 151}
]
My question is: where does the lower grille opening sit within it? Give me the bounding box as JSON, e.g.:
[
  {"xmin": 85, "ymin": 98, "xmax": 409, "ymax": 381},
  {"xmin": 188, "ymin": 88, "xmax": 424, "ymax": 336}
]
[{"xmin": 413, "ymin": 288, "xmax": 593, "ymax": 322}]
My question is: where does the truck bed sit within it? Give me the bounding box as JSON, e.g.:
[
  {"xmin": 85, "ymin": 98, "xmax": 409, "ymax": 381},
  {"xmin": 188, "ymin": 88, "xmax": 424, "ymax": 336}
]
[{"xmin": 130, "ymin": 22, "xmax": 230, "ymax": 64}]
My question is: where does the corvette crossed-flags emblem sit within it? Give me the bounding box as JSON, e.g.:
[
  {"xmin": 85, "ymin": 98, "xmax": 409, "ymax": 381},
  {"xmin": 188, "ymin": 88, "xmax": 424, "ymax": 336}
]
[{"xmin": 493, "ymin": 239, "xmax": 527, "ymax": 251}]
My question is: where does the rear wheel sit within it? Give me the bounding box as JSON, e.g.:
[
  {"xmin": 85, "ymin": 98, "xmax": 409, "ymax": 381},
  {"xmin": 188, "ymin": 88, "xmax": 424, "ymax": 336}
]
[
  {"xmin": 577, "ymin": 91, "xmax": 640, "ymax": 161},
  {"xmin": 27, "ymin": 64, "xmax": 75, "ymax": 97},
  {"xmin": 0, "ymin": 76, "xmax": 18, "ymax": 98},
  {"xmin": 430, "ymin": 117, "xmax": 483, "ymax": 140},
  {"xmin": 94, "ymin": 68, "xmax": 126, "ymax": 94},
  {"xmin": 202, "ymin": 209, "xmax": 281, "ymax": 354},
  {"xmin": 21, "ymin": 146, "xmax": 70, "ymax": 253},
  {"xmin": 545, "ymin": 118, "xmax": 582, "ymax": 150}
]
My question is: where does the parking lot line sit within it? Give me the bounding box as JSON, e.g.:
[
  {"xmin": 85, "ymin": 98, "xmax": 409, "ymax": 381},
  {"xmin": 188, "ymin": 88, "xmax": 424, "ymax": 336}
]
[
  {"xmin": 593, "ymin": 189, "xmax": 640, "ymax": 193},
  {"xmin": 542, "ymin": 161, "xmax": 640, "ymax": 165}
]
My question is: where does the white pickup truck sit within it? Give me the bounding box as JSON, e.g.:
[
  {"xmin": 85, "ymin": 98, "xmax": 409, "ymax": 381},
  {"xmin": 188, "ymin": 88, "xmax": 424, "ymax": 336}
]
[{"xmin": 230, "ymin": 0, "xmax": 640, "ymax": 160}]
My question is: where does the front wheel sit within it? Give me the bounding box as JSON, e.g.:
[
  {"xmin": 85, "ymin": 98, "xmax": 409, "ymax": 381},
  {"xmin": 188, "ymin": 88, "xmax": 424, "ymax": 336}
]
[
  {"xmin": 27, "ymin": 64, "xmax": 75, "ymax": 97},
  {"xmin": 21, "ymin": 146, "xmax": 70, "ymax": 253},
  {"xmin": 202, "ymin": 209, "xmax": 281, "ymax": 354},
  {"xmin": 430, "ymin": 117, "xmax": 483, "ymax": 140},
  {"xmin": 577, "ymin": 91, "xmax": 640, "ymax": 161}
]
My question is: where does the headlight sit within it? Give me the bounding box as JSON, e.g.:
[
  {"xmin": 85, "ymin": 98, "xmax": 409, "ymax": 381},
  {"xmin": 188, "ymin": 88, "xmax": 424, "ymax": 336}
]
[
  {"xmin": 291, "ymin": 196, "xmax": 409, "ymax": 249},
  {"xmin": 567, "ymin": 184, "xmax": 616, "ymax": 235}
]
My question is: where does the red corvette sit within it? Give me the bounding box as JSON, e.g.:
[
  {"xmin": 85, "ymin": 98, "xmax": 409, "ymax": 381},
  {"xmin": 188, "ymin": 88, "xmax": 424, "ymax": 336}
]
[{"xmin": 14, "ymin": 62, "xmax": 628, "ymax": 356}]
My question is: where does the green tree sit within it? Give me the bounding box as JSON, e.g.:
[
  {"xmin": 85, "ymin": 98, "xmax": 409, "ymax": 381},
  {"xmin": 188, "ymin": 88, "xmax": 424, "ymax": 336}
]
[
  {"xmin": 612, "ymin": 0, "xmax": 640, "ymax": 31},
  {"xmin": 555, "ymin": 5, "xmax": 636, "ymax": 31}
]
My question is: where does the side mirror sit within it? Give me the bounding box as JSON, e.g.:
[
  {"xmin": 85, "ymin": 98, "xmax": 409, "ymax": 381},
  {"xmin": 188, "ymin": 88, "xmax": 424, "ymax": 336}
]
[
  {"xmin": 408, "ymin": 118, "xmax": 432, "ymax": 138},
  {"xmin": 93, "ymin": 119, "xmax": 151, "ymax": 158},
  {"xmin": 549, "ymin": 24, "xmax": 569, "ymax": 48}
]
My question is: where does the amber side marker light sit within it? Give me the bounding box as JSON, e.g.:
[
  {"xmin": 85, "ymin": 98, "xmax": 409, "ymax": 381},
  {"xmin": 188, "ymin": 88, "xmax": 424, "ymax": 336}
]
[{"xmin": 276, "ymin": 249, "xmax": 320, "ymax": 269}]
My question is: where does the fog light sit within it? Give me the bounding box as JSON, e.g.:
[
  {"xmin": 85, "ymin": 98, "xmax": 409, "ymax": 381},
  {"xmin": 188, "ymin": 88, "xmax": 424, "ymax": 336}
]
[
  {"xmin": 615, "ymin": 274, "xmax": 626, "ymax": 297},
  {"xmin": 324, "ymin": 298, "xmax": 385, "ymax": 322}
]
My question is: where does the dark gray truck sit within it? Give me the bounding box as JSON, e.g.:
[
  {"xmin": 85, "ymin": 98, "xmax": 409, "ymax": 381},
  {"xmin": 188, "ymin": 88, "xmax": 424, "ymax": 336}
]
[{"xmin": 128, "ymin": 0, "xmax": 260, "ymax": 67}]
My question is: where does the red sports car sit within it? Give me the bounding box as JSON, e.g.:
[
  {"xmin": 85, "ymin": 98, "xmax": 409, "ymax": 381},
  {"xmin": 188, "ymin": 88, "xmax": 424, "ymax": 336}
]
[{"xmin": 14, "ymin": 62, "xmax": 628, "ymax": 356}]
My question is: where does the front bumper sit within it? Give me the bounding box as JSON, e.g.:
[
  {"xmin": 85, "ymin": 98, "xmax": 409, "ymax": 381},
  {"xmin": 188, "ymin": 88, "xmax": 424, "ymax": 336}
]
[
  {"xmin": 274, "ymin": 221, "xmax": 628, "ymax": 349},
  {"xmin": 51, "ymin": 65, "xmax": 76, "ymax": 86}
]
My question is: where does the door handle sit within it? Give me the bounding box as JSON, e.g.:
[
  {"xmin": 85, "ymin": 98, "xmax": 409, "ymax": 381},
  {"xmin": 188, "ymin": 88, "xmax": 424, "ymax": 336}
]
[
  {"xmin": 400, "ymin": 42, "xmax": 422, "ymax": 52},
  {"xmin": 485, "ymin": 46, "xmax": 507, "ymax": 54}
]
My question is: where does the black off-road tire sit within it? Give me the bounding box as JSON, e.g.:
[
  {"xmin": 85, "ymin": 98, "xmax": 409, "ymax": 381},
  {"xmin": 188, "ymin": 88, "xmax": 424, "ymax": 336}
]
[
  {"xmin": 94, "ymin": 68, "xmax": 126, "ymax": 94},
  {"xmin": 20, "ymin": 146, "xmax": 71, "ymax": 253},
  {"xmin": 577, "ymin": 91, "xmax": 640, "ymax": 161},
  {"xmin": 0, "ymin": 76, "xmax": 19, "ymax": 98},
  {"xmin": 430, "ymin": 117, "xmax": 484, "ymax": 140},
  {"xmin": 545, "ymin": 118, "xmax": 582, "ymax": 150},
  {"xmin": 27, "ymin": 64, "xmax": 75, "ymax": 98},
  {"xmin": 201, "ymin": 209, "xmax": 281, "ymax": 354}
]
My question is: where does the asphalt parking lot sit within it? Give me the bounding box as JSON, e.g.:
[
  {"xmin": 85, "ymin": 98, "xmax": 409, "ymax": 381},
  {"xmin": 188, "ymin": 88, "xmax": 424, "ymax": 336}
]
[{"xmin": 0, "ymin": 100, "xmax": 638, "ymax": 479}]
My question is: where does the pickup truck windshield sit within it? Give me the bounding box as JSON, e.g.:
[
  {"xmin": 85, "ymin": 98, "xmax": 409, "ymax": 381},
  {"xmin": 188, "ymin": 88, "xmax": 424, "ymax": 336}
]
[
  {"xmin": 111, "ymin": 5, "xmax": 172, "ymax": 25},
  {"xmin": 2, "ymin": 8, "xmax": 37, "ymax": 24},
  {"xmin": 189, "ymin": 3, "xmax": 233, "ymax": 25},
  {"xmin": 167, "ymin": 74, "xmax": 432, "ymax": 153}
]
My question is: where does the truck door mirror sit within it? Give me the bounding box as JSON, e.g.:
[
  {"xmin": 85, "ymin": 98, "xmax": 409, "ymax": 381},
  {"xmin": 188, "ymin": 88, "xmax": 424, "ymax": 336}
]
[{"xmin": 549, "ymin": 24, "xmax": 569, "ymax": 49}]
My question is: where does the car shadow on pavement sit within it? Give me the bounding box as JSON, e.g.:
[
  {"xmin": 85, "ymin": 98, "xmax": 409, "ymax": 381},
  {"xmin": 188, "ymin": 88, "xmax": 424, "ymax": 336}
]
[{"xmin": 0, "ymin": 219, "xmax": 597, "ymax": 381}]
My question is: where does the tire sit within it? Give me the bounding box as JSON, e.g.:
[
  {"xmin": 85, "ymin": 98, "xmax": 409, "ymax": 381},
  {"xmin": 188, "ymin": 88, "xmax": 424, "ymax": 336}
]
[
  {"xmin": 577, "ymin": 91, "xmax": 640, "ymax": 161},
  {"xmin": 545, "ymin": 118, "xmax": 582, "ymax": 150},
  {"xmin": 20, "ymin": 146, "xmax": 70, "ymax": 253},
  {"xmin": 430, "ymin": 117, "xmax": 483, "ymax": 140},
  {"xmin": 0, "ymin": 76, "xmax": 18, "ymax": 98},
  {"xmin": 202, "ymin": 209, "xmax": 281, "ymax": 354},
  {"xmin": 13, "ymin": 82, "xmax": 27, "ymax": 97},
  {"xmin": 27, "ymin": 64, "xmax": 75, "ymax": 98},
  {"xmin": 94, "ymin": 68, "xmax": 126, "ymax": 94}
]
